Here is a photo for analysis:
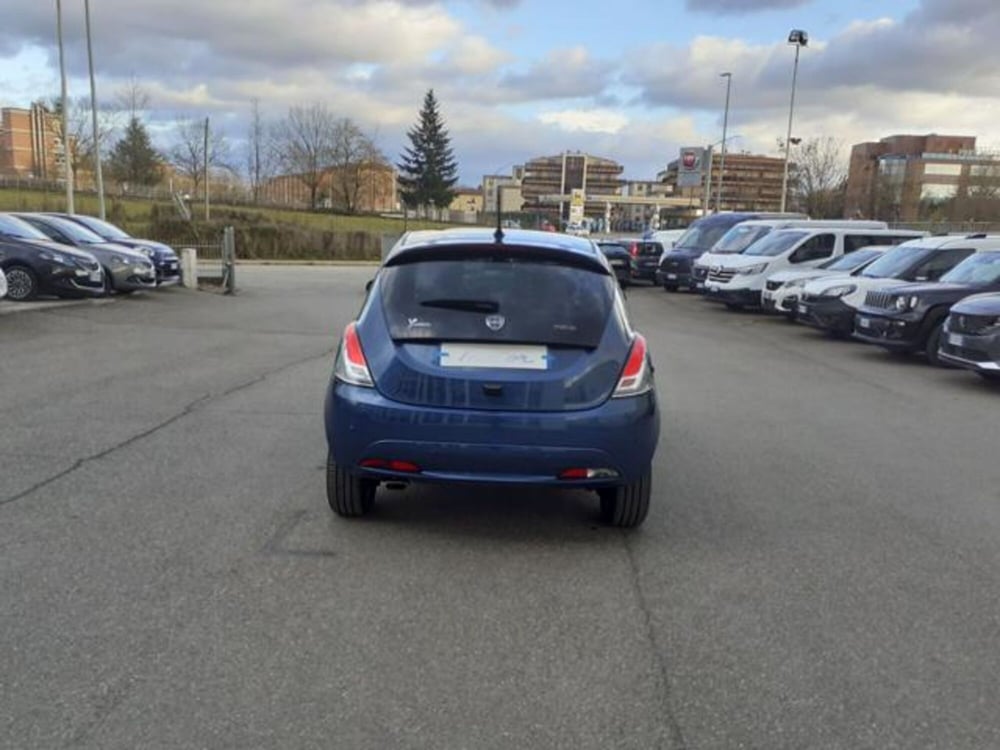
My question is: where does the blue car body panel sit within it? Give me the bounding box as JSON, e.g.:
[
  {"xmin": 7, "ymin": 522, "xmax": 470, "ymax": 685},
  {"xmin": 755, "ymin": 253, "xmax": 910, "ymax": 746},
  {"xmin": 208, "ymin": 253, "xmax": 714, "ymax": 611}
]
[{"xmin": 323, "ymin": 228, "xmax": 660, "ymax": 489}]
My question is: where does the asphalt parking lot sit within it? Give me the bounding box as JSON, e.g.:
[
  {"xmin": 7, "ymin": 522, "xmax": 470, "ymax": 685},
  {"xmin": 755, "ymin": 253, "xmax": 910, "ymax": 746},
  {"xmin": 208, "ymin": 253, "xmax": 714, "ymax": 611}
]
[{"xmin": 2, "ymin": 266, "xmax": 999, "ymax": 749}]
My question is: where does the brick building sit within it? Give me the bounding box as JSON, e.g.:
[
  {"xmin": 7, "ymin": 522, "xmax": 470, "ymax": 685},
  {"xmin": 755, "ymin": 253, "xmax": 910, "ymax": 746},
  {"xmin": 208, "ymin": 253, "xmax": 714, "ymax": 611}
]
[
  {"xmin": 844, "ymin": 134, "xmax": 1000, "ymax": 221},
  {"xmin": 0, "ymin": 103, "xmax": 72, "ymax": 180},
  {"xmin": 260, "ymin": 162, "xmax": 397, "ymax": 213}
]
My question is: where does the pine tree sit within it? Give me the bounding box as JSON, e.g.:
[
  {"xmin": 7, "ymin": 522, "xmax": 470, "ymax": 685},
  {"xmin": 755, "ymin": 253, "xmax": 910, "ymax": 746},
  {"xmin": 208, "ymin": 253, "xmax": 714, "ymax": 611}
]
[
  {"xmin": 397, "ymin": 89, "xmax": 458, "ymax": 212},
  {"xmin": 107, "ymin": 117, "xmax": 162, "ymax": 188}
]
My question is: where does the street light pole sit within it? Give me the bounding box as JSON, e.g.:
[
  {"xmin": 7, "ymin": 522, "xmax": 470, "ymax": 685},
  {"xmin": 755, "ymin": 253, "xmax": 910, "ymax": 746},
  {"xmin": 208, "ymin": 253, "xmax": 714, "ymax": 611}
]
[
  {"xmin": 781, "ymin": 29, "xmax": 808, "ymax": 213},
  {"xmin": 84, "ymin": 0, "xmax": 106, "ymax": 220},
  {"xmin": 717, "ymin": 72, "xmax": 732, "ymax": 212},
  {"xmin": 56, "ymin": 0, "xmax": 74, "ymax": 214}
]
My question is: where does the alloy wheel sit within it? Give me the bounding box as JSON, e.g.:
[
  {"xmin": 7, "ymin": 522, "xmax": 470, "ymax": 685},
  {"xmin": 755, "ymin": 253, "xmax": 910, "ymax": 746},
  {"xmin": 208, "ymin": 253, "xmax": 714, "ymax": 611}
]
[{"xmin": 6, "ymin": 268, "xmax": 35, "ymax": 300}]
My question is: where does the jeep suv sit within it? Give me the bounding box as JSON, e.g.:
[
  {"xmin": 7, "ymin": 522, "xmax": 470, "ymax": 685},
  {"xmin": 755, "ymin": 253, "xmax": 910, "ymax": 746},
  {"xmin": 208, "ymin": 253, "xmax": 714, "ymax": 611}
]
[
  {"xmin": 853, "ymin": 245, "xmax": 1000, "ymax": 365},
  {"xmin": 938, "ymin": 293, "xmax": 1000, "ymax": 382}
]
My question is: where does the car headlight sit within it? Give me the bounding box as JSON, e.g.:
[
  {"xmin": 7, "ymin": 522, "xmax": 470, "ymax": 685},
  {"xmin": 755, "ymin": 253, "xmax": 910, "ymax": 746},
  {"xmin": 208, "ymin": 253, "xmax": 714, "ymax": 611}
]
[
  {"xmin": 39, "ymin": 250, "xmax": 72, "ymax": 265},
  {"xmin": 737, "ymin": 263, "xmax": 769, "ymax": 276},
  {"xmin": 823, "ymin": 284, "xmax": 857, "ymax": 298},
  {"xmin": 893, "ymin": 295, "xmax": 920, "ymax": 312},
  {"xmin": 134, "ymin": 246, "xmax": 155, "ymax": 257},
  {"xmin": 785, "ymin": 278, "xmax": 808, "ymax": 289}
]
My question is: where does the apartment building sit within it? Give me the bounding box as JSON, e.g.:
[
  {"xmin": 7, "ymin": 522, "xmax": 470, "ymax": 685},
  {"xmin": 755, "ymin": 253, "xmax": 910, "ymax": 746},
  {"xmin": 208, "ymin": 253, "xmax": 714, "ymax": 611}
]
[
  {"xmin": 519, "ymin": 152, "xmax": 624, "ymax": 219},
  {"xmin": 260, "ymin": 162, "xmax": 397, "ymax": 212},
  {"xmin": 658, "ymin": 152, "xmax": 787, "ymax": 213}
]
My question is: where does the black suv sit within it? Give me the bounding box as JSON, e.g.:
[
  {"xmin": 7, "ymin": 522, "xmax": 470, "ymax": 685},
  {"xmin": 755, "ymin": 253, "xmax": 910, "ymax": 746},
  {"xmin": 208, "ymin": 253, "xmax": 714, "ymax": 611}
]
[
  {"xmin": 853, "ymin": 247, "xmax": 1000, "ymax": 365},
  {"xmin": 596, "ymin": 240, "xmax": 632, "ymax": 287},
  {"xmin": 798, "ymin": 238, "xmax": 977, "ymax": 337},
  {"xmin": 938, "ymin": 293, "xmax": 1000, "ymax": 382}
]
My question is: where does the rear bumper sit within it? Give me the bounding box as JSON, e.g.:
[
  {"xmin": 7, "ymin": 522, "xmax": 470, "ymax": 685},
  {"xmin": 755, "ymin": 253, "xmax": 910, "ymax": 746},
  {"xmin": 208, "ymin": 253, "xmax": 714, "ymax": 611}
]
[{"xmin": 325, "ymin": 381, "xmax": 660, "ymax": 486}]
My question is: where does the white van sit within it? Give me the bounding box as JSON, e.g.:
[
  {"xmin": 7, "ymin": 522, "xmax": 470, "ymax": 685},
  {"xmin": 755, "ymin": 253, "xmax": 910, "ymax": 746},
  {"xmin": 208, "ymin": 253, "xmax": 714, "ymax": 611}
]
[
  {"xmin": 702, "ymin": 226, "xmax": 926, "ymax": 309},
  {"xmin": 692, "ymin": 219, "xmax": 887, "ymax": 289}
]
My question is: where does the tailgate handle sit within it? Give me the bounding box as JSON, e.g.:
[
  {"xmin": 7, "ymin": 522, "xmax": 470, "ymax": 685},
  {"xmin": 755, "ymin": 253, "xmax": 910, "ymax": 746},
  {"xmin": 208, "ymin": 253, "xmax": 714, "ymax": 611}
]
[{"xmin": 482, "ymin": 383, "xmax": 503, "ymax": 397}]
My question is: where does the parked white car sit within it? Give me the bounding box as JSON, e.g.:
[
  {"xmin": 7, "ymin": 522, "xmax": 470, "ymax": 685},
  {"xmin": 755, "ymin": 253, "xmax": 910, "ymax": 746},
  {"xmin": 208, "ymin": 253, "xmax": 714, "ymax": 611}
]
[
  {"xmin": 796, "ymin": 235, "xmax": 999, "ymax": 336},
  {"xmin": 0, "ymin": 267, "xmax": 7, "ymax": 300},
  {"xmin": 702, "ymin": 226, "xmax": 925, "ymax": 309},
  {"xmin": 760, "ymin": 245, "xmax": 892, "ymax": 317}
]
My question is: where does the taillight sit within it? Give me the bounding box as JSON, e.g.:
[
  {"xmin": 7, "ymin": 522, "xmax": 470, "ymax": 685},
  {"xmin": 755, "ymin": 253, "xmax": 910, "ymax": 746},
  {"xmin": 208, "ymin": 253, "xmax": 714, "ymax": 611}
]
[
  {"xmin": 334, "ymin": 321, "xmax": 374, "ymax": 387},
  {"xmin": 630, "ymin": 242, "xmax": 639, "ymax": 257},
  {"xmin": 613, "ymin": 334, "xmax": 652, "ymax": 398},
  {"xmin": 359, "ymin": 458, "xmax": 421, "ymax": 473}
]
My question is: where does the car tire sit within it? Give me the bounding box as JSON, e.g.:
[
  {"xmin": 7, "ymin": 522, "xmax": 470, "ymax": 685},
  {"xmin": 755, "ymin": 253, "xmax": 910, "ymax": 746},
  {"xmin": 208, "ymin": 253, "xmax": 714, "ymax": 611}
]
[
  {"xmin": 725, "ymin": 302, "xmax": 744, "ymax": 311},
  {"xmin": 598, "ymin": 469, "xmax": 651, "ymax": 528},
  {"xmin": 924, "ymin": 321, "xmax": 945, "ymax": 367},
  {"xmin": 977, "ymin": 371, "xmax": 1000, "ymax": 383},
  {"xmin": 4, "ymin": 265, "xmax": 38, "ymax": 301},
  {"xmin": 102, "ymin": 267, "xmax": 115, "ymax": 296},
  {"xmin": 326, "ymin": 453, "xmax": 376, "ymax": 517}
]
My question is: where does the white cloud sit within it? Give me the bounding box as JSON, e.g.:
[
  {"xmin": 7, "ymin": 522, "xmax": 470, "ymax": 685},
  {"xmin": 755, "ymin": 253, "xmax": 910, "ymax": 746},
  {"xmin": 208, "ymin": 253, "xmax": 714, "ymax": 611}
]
[{"xmin": 538, "ymin": 109, "xmax": 629, "ymax": 134}]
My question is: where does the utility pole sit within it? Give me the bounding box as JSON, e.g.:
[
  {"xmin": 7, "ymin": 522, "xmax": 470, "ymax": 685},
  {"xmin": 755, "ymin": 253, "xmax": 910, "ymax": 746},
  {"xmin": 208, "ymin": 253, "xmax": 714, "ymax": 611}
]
[
  {"xmin": 717, "ymin": 72, "xmax": 732, "ymax": 212},
  {"xmin": 703, "ymin": 145, "xmax": 714, "ymax": 216},
  {"xmin": 204, "ymin": 117, "xmax": 210, "ymax": 221},
  {"xmin": 56, "ymin": 0, "xmax": 74, "ymax": 213},
  {"xmin": 84, "ymin": 0, "xmax": 105, "ymax": 219}
]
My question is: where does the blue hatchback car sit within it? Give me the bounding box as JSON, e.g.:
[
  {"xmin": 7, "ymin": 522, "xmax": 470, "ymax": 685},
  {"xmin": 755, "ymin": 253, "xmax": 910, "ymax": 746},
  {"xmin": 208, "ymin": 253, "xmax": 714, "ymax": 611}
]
[{"xmin": 324, "ymin": 228, "xmax": 660, "ymax": 527}]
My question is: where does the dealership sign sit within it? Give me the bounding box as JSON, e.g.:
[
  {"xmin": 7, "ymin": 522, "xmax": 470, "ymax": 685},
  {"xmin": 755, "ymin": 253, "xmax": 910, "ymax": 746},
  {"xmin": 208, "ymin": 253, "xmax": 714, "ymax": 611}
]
[{"xmin": 677, "ymin": 147, "xmax": 706, "ymax": 188}]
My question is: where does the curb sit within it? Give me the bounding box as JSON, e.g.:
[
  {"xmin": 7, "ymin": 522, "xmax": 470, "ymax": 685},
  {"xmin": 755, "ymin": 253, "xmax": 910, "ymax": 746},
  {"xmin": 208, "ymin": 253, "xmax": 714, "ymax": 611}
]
[{"xmin": 0, "ymin": 297, "xmax": 116, "ymax": 317}]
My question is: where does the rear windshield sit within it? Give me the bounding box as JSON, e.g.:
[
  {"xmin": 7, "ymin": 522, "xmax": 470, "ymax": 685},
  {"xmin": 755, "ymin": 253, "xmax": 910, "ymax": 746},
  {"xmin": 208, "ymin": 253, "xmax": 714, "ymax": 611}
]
[
  {"xmin": 713, "ymin": 224, "xmax": 773, "ymax": 254},
  {"xmin": 941, "ymin": 252, "xmax": 1000, "ymax": 285},
  {"xmin": 635, "ymin": 242, "xmax": 662, "ymax": 256},
  {"xmin": 743, "ymin": 230, "xmax": 809, "ymax": 257},
  {"xmin": 597, "ymin": 242, "xmax": 628, "ymax": 254},
  {"xmin": 380, "ymin": 258, "xmax": 615, "ymax": 348},
  {"xmin": 860, "ymin": 244, "xmax": 931, "ymax": 278}
]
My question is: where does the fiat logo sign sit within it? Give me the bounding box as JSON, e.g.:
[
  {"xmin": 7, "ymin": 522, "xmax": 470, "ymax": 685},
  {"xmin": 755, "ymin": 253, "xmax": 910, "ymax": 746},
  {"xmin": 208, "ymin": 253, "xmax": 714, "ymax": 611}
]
[
  {"xmin": 485, "ymin": 314, "xmax": 506, "ymax": 331},
  {"xmin": 682, "ymin": 151, "xmax": 698, "ymax": 169}
]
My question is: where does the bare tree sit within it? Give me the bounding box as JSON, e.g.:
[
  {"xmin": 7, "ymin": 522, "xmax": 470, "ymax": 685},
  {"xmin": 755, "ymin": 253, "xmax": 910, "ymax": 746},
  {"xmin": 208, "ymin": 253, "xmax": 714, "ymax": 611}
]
[
  {"xmin": 46, "ymin": 95, "xmax": 118, "ymax": 177},
  {"xmin": 115, "ymin": 75, "xmax": 151, "ymax": 122},
  {"xmin": 246, "ymin": 98, "xmax": 279, "ymax": 204},
  {"xmin": 328, "ymin": 118, "xmax": 384, "ymax": 213},
  {"xmin": 783, "ymin": 136, "xmax": 848, "ymax": 218},
  {"xmin": 170, "ymin": 117, "xmax": 231, "ymax": 197},
  {"xmin": 276, "ymin": 103, "xmax": 336, "ymax": 210}
]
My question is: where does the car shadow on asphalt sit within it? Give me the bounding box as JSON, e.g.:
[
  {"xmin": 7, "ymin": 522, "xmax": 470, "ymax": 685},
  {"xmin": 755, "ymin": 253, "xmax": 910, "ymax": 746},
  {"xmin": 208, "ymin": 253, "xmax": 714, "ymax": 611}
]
[{"xmin": 352, "ymin": 483, "xmax": 614, "ymax": 543}]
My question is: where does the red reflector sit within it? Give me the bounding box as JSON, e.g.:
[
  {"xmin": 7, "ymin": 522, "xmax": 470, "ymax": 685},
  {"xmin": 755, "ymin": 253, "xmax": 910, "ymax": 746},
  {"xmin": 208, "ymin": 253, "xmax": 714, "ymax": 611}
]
[
  {"xmin": 388, "ymin": 460, "xmax": 421, "ymax": 474},
  {"xmin": 559, "ymin": 468, "xmax": 589, "ymax": 480},
  {"xmin": 630, "ymin": 242, "xmax": 639, "ymax": 257},
  {"xmin": 360, "ymin": 458, "xmax": 388, "ymax": 469}
]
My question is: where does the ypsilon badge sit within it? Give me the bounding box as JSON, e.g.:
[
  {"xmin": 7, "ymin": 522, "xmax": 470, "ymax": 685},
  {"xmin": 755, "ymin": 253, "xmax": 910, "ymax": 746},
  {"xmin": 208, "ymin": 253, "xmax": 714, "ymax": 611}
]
[{"xmin": 485, "ymin": 314, "xmax": 506, "ymax": 331}]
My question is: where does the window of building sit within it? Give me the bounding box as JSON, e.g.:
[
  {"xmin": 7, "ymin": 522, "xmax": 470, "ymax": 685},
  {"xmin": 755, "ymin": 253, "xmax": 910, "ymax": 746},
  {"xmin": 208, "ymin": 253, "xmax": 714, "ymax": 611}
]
[
  {"xmin": 923, "ymin": 163, "xmax": 962, "ymax": 177},
  {"xmin": 920, "ymin": 183, "xmax": 958, "ymax": 201}
]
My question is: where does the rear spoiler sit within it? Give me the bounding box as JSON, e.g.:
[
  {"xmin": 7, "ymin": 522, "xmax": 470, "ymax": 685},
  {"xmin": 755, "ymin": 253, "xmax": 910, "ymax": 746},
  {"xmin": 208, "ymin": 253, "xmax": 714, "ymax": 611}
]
[{"xmin": 384, "ymin": 243, "xmax": 611, "ymax": 276}]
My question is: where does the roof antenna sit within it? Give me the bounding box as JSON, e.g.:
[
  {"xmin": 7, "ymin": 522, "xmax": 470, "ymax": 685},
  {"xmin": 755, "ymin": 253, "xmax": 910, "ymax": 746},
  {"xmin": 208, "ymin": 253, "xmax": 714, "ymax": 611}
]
[{"xmin": 493, "ymin": 181, "xmax": 504, "ymax": 243}]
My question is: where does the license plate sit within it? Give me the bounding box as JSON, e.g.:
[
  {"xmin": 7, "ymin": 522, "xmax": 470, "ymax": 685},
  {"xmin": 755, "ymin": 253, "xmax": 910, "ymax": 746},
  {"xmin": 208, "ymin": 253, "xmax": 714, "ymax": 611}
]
[
  {"xmin": 798, "ymin": 304, "xmax": 808, "ymax": 316},
  {"xmin": 666, "ymin": 273, "xmax": 677, "ymax": 280},
  {"xmin": 948, "ymin": 333, "xmax": 967, "ymax": 347},
  {"xmin": 89, "ymin": 271, "xmax": 101, "ymax": 283},
  {"xmin": 858, "ymin": 317, "xmax": 871, "ymax": 329},
  {"xmin": 439, "ymin": 343, "xmax": 548, "ymax": 370}
]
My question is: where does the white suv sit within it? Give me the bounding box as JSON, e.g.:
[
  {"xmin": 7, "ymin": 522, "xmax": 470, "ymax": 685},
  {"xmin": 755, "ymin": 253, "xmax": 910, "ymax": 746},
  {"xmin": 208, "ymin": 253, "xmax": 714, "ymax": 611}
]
[{"xmin": 702, "ymin": 226, "xmax": 926, "ymax": 309}]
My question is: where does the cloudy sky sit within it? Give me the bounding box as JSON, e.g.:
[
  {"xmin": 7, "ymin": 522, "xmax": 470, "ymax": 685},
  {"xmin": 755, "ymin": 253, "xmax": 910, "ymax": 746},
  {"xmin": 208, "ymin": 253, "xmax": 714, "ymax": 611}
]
[{"xmin": 2, "ymin": 0, "xmax": 999, "ymax": 185}]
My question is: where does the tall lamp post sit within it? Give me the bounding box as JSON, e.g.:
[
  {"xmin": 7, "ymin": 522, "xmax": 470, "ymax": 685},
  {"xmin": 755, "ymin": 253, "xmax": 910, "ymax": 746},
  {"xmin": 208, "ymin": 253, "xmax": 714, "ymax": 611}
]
[
  {"xmin": 84, "ymin": 0, "xmax": 106, "ymax": 220},
  {"xmin": 55, "ymin": 0, "xmax": 74, "ymax": 214},
  {"xmin": 716, "ymin": 72, "xmax": 732, "ymax": 212},
  {"xmin": 780, "ymin": 29, "xmax": 808, "ymax": 213}
]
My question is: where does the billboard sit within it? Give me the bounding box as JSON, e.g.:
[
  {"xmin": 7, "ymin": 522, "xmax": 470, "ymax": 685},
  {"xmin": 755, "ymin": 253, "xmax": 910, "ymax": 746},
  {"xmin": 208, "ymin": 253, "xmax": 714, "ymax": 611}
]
[{"xmin": 677, "ymin": 147, "xmax": 706, "ymax": 188}]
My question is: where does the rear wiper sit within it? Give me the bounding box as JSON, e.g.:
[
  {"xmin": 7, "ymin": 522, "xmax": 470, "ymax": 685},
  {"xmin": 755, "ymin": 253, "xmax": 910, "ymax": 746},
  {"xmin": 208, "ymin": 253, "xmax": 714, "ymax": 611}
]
[{"xmin": 420, "ymin": 298, "xmax": 499, "ymax": 313}]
